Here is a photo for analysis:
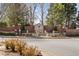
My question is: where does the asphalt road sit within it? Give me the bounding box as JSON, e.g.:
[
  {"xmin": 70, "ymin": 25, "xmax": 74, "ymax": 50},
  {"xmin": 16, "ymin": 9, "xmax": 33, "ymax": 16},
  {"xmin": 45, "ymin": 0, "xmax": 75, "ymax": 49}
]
[
  {"xmin": 24, "ymin": 37, "xmax": 79, "ymax": 56},
  {"xmin": 1, "ymin": 36, "xmax": 79, "ymax": 56}
]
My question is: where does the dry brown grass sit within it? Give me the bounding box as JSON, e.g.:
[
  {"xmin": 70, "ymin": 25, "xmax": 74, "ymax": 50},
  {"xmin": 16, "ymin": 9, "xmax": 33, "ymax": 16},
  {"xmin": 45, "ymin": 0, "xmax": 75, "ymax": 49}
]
[
  {"xmin": 4, "ymin": 38, "xmax": 42, "ymax": 56},
  {"xmin": 22, "ymin": 46, "xmax": 42, "ymax": 56},
  {"xmin": 5, "ymin": 38, "xmax": 22, "ymax": 52},
  {"xmin": 16, "ymin": 39, "xmax": 27, "ymax": 55},
  {"xmin": 5, "ymin": 39, "xmax": 12, "ymax": 50}
]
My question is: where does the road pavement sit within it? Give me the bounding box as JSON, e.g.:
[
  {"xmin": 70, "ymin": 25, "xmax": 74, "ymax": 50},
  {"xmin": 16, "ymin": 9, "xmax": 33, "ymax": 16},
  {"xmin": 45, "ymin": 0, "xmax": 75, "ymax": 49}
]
[{"xmin": 24, "ymin": 37, "xmax": 79, "ymax": 56}]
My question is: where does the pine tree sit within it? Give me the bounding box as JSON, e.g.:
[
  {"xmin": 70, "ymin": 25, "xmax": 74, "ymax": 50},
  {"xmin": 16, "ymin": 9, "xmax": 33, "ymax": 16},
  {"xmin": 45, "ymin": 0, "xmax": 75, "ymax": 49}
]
[
  {"xmin": 47, "ymin": 3, "xmax": 77, "ymax": 29},
  {"xmin": 63, "ymin": 3, "xmax": 77, "ymax": 28},
  {"xmin": 47, "ymin": 3, "xmax": 65, "ymax": 28}
]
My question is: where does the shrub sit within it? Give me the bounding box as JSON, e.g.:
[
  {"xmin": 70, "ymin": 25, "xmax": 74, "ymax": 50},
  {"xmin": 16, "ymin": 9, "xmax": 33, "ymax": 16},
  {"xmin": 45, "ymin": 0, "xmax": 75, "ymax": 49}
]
[
  {"xmin": 5, "ymin": 40, "xmax": 11, "ymax": 49},
  {"xmin": 22, "ymin": 46, "xmax": 42, "ymax": 56},
  {"xmin": 5, "ymin": 39, "xmax": 18, "ymax": 52},
  {"xmin": 16, "ymin": 39, "xmax": 27, "ymax": 55},
  {"xmin": 0, "ymin": 32, "xmax": 16, "ymax": 36},
  {"xmin": 4, "ymin": 38, "xmax": 42, "ymax": 56},
  {"xmin": 10, "ymin": 40, "xmax": 16, "ymax": 52},
  {"xmin": 22, "ymin": 46, "xmax": 36, "ymax": 56},
  {"xmin": 0, "ymin": 22, "xmax": 7, "ymax": 28}
]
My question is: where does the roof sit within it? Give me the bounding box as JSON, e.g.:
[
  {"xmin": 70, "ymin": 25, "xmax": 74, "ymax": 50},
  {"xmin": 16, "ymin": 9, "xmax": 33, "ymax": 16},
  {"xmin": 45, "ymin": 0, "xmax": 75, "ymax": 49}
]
[{"xmin": 34, "ymin": 23, "xmax": 42, "ymax": 26}]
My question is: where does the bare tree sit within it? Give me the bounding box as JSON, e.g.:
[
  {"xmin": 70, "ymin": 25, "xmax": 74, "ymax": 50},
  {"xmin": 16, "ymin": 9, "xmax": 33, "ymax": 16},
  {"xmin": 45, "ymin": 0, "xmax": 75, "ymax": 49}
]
[
  {"xmin": 38, "ymin": 3, "xmax": 47, "ymax": 26},
  {"xmin": 40, "ymin": 3, "xmax": 44, "ymax": 26},
  {"xmin": 32, "ymin": 3, "xmax": 37, "ymax": 25},
  {"xmin": 28, "ymin": 3, "xmax": 37, "ymax": 25}
]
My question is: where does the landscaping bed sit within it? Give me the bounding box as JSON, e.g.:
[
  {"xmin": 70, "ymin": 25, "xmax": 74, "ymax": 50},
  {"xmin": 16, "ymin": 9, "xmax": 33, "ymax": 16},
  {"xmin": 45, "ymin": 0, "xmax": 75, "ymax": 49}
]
[{"xmin": 0, "ymin": 38, "xmax": 42, "ymax": 56}]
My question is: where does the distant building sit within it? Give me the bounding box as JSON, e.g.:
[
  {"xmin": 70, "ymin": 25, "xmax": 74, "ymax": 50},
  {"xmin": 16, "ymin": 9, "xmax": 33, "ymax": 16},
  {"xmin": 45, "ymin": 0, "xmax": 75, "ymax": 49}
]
[
  {"xmin": 34, "ymin": 23, "xmax": 43, "ymax": 33},
  {"xmin": 25, "ymin": 24, "xmax": 35, "ymax": 33}
]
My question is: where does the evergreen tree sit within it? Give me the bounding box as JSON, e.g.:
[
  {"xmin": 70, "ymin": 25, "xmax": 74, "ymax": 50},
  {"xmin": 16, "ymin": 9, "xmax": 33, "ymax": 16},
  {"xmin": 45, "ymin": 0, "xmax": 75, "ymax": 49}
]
[
  {"xmin": 77, "ymin": 11, "xmax": 79, "ymax": 21},
  {"xmin": 47, "ymin": 3, "xmax": 77, "ymax": 29},
  {"xmin": 47, "ymin": 3, "xmax": 65, "ymax": 28},
  {"xmin": 63, "ymin": 3, "xmax": 77, "ymax": 28}
]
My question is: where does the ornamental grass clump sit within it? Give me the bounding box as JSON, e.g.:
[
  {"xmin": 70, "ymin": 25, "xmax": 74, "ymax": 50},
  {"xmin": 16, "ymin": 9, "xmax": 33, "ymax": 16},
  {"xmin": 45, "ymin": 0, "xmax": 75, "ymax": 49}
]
[
  {"xmin": 16, "ymin": 39, "xmax": 27, "ymax": 55},
  {"xmin": 4, "ymin": 38, "xmax": 42, "ymax": 56},
  {"xmin": 5, "ymin": 40, "xmax": 11, "ymax": 50},
  {"xmin": 10, "ymin": 40, "xmax": 16, "ymax": 52},
  {"xmin": 22, "ymin": 46, "xmax": 42, "ymax": 56},
  {"xmin": 5, "ymin": 39, "xmax": 17, "ymax": 52}
]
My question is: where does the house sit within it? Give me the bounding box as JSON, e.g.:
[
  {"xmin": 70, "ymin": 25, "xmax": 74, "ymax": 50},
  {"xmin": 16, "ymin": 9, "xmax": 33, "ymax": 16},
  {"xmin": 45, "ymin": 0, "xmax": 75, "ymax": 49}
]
[
  {"xmin": 25, "ymin": 24, "xmax": 35, "ymax": 33},
  {"xmin": 34, "ymin": 23, "xmax": 43, "ymax": 33}
]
